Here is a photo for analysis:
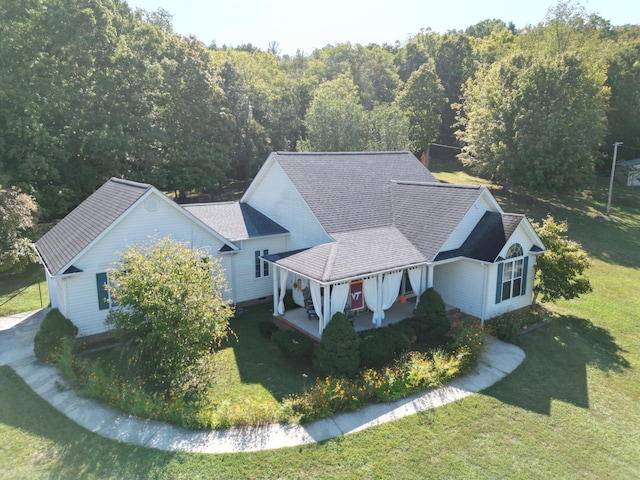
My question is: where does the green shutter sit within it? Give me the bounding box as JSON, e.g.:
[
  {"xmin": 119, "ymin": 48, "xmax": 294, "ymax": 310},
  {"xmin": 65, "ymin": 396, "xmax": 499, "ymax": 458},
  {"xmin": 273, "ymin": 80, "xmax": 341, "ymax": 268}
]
[
  {"xmin": 495, "ymin": 263, "xmax": 503, "ymax": 304},
  {"xmin": 521, "ymin": 256, "xmax": 529, "ymax": 296},
  {"xmin": 96, "ymin": 273, "xmax": 109, "ymax": 310}
]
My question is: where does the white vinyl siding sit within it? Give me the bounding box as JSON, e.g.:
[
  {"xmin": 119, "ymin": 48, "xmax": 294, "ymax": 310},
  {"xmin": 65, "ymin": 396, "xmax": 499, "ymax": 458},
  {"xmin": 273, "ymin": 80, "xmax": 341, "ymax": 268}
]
[
  {"xmin": 229, "ymin": 237, "xmax": 287, "ymax": 304},
  {"xmin": 243, "ymin": 161, "xmax": 331, "ymax": 249},
  {"xmin": 432, "ymin": 258, "xmax": 486, "ymax": 318},
  {"xmin": 62, "ymin": 192, "xmax": 232, "ymax": 337},
  {"xmin": 439, "ymin": 193, "xmax": 498, "ymax": 252}
]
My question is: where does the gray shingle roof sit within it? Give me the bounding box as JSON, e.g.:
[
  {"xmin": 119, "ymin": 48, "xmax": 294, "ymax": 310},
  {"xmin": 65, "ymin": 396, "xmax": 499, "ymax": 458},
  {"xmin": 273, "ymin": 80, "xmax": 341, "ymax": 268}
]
[
  {"xmin": 391, "ymin": 181, "xmax": 484, "ymax": 261},
  {"xmin": 182, "ymin": 202, "xmax": 288, "ymax": 241},
  {"xmin": 435, "ymin": 211, "xmax": 524, "ymax": 262},
  {"xmin": 272, "ymin": 151, "xmax": 438, "ymax": 234},
  {"xmin": 34, "ymin": 178, "xmax": 152, "ymax": 275},
  {"xmin": 264, "ymin": 226, "xmax": 425, "ymax": 283}
]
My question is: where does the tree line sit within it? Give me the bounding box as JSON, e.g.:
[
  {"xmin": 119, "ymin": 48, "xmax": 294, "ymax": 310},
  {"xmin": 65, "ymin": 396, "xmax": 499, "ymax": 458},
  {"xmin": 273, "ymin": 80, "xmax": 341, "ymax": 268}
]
[{"xmin": 1, "ymin": 0, "xmax": 639, "ymax": 219}]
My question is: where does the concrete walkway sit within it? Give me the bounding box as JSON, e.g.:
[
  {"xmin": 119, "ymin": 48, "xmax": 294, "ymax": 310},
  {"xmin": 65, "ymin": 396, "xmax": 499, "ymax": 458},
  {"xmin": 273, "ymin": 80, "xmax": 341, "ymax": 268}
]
[{"xmin": 0, "ymin": 309, "xmax": 525, "ymax": 454}]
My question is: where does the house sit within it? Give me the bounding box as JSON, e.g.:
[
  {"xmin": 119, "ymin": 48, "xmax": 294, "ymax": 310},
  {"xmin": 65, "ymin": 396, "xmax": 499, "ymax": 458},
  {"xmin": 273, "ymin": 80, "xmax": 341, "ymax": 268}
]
[
  {"xmin": 34, "ymin": 151, "xmax": 545, "ymax": 339},
  {"xmin": 617, "ymin": 158, "xmax": 640, "ymax": 186}
]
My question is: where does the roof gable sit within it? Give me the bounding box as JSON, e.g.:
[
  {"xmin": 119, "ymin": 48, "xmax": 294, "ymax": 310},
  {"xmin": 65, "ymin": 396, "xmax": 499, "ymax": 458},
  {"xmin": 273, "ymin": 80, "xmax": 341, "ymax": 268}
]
[
  {"xmin": 182, "ymin": 202, "xmax": 288, "ymax": 241},
  {"xmin": 271, "ymin": 151, "xmax": 438, "ymax": 234},
  {"xmin": 391, "ymin": 181, "xmax": 484, "ymax": 261},
  {"xmin": 35, "ymin": 178, "xmax": 152, "ymax": 275}
]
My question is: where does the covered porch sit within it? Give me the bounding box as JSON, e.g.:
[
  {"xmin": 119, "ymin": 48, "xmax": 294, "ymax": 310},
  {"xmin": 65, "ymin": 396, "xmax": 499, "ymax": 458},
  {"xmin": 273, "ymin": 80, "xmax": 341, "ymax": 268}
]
[{"xmin": 274, "ymin": 299, "xmax": 417, "ymax": 341}]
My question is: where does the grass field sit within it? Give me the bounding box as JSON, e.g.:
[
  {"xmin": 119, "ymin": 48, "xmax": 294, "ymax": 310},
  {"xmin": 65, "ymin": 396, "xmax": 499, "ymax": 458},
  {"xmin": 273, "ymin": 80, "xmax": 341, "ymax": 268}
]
[
  {"xmin": 1, "ymin": 161, "xmax": 638, "ymax": 478},
  {"xmin": 0, "ymin": 264, "xmax": 48, "ymax": 317}
]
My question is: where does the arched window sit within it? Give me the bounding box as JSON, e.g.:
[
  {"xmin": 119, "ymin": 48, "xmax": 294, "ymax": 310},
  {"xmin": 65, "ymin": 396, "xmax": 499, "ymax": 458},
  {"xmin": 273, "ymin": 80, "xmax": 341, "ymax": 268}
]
[{"xmin": 496, "ymin": 243, "xmax": 529, "ymax": 303}]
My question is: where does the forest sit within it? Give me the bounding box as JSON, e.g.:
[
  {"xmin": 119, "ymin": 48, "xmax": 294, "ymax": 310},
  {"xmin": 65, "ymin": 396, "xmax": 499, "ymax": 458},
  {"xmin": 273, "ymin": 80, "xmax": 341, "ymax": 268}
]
[{"xmin": 1, "ymin": 0, "xmax": 639, "ymax": 218}]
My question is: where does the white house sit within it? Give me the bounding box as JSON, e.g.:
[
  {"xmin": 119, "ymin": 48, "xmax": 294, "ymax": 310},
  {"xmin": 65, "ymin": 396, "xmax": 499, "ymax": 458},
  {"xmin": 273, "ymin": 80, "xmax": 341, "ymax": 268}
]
[{"xmin": 35, "ymin": 151, "xmax": 545, "ymax": 338}]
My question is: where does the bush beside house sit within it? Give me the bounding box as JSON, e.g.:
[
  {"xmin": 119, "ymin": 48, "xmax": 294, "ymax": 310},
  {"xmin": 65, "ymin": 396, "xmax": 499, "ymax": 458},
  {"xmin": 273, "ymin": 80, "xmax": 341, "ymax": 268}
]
[{"xmin": 33, "ymin": 309, "xmax": 78, "ymax": 363}]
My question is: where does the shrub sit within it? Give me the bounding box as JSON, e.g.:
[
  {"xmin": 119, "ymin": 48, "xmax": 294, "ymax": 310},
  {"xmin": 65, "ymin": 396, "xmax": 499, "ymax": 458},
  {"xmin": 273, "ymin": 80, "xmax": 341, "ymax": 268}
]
[
  {"xmin": 413, "ymin": 288, "xmax": 451, "ymax": 341},
  {"xmin": 314, "ymin": 312, "xmax": 361, "ymax": 378},
  {"xmin": 33, "ymin": 309, "xmax": 78, "ymax": 363},
  {"xmin": 358, "ymin": 323, "xmax": 415, "ymax": 368},
  {"xmin": 450, "ymin": 317, "xmax": 484, "ymax": 373},
  {"xmin": 485, "ymin": 313, "xmax": 523, "ymax": 343},
  {"xmin": 272, "ymin": 329, "xmax": 315, "ymax": 362},
  {"xmin": 258, "ymin": 320, "xmax": 279, "ymax": 339}
]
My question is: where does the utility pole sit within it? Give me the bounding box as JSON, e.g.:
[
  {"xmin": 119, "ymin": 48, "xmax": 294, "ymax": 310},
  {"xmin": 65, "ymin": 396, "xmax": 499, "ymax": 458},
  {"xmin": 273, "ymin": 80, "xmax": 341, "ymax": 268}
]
[{"xmin": 607, "ymin": 142, "xmax": 623, "ymax": 215}]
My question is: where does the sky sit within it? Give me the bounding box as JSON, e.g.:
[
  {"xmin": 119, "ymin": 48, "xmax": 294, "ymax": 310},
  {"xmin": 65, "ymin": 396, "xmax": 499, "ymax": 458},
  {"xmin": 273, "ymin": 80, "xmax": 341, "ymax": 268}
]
[{"xmin": 125, "ymin": 0, "xmax": 639, "ymax": 55}]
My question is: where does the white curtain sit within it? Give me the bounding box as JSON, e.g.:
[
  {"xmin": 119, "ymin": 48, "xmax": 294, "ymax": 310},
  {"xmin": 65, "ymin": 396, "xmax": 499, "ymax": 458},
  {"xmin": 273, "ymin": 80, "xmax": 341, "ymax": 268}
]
[
  {"xmin": 363, "ymin": 276, "xmax": 380, "ymax": 324},
  {"xmin": 330, "ymin": 282, "xmax": 350, "ymax": 318},
  {"xmin": 277, "ymin": 269, "xmax": 289, "ymax": 315},
  {"xmin": 382, "ymin": 270, "xmax": 403, "ymax": 310},
  {"xmin": 309, "ymin": 280, "xmax": 324, "ymax": 326},
  {"xmin": 408, "ymin": 266, "xmax": 425, "ymax": 307}
]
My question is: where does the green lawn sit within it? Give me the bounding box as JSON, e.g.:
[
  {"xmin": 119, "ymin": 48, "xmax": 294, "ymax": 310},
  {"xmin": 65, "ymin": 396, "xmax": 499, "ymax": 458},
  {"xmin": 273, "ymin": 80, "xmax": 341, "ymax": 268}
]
[
  {"xmin": 1, "ymin": 163, "xmax": 639, "ymax": 478},
  {"xmin": 0, "ymin": 263, "xmax": 48, "ymax": 317}
]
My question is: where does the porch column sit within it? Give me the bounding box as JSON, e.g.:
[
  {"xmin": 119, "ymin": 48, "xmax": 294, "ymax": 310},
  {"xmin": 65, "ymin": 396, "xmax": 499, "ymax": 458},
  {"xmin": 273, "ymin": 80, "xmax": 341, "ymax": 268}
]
[
  {"xmin": 323, "ymin": 284, "xmax": 331, "ymax": 331},
  {"xmin": 272, "ymin": 266, "xmax": 279, "ymax": 316},
  {"xmin": 427, "ymin": 264, "xmax": 434, "ymax": 288},
  {"xmin": 376, "ymin": 274, "xmax": 383, "ymax": 328}
]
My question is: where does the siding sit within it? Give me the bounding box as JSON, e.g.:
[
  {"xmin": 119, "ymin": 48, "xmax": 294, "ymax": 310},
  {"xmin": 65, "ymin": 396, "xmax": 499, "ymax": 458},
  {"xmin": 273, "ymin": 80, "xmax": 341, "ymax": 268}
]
[
  {"xmin": 244, "ymin": 161, "xmax": 331, "ymax": 250},
  {"xmin": 228, "ymin": 236, "xmax": 288, "ymax": 303},
  {"xmin": 63, "ymin": 192, "xmax": 231, "ymax": 337},
  {"xmin": 433, "ymin": 259, "xmax": 486, "ymax": 318},
  {"xmin": 439, "ymin": 193, "xmax": 497, "ymax": 253}
]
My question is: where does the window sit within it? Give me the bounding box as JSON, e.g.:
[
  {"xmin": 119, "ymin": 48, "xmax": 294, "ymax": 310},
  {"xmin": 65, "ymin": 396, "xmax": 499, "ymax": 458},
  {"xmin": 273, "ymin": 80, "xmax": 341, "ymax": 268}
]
[
  {"xmin": 254, "ymin": 249, "xmax": 270, "ymax": 278},
  {"xmin": 96, "ymin": 272, "xmax": 111, "ymax": 310},
  {"xmin": 495, "ymin": 244, "xmax": 528, "ymax": 303}
]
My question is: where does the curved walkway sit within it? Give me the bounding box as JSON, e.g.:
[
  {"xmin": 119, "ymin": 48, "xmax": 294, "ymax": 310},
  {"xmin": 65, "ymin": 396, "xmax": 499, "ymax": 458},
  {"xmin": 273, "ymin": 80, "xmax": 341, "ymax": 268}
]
[{"xmin": 0, "ymin": 309, "xmax": 525, "ymax": 454}]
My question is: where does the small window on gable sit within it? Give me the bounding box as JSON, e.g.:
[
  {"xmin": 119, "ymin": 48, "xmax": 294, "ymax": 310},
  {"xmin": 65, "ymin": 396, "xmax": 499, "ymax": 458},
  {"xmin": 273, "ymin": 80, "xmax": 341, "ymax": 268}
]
[
  {"xmin": 496, "ymin": 243, "xmax": 528, "ymax": 304},
  {"xmin": 506, "ymin": 243, "xmax": 523, "ymax": 259}
]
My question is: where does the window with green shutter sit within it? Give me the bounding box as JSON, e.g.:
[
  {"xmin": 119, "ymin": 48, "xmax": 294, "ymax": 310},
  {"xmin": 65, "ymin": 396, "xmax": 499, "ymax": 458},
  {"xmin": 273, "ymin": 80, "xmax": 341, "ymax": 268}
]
[{"xmin": 96, "ymin": 272, "xmax": 110, "ymax": 310}]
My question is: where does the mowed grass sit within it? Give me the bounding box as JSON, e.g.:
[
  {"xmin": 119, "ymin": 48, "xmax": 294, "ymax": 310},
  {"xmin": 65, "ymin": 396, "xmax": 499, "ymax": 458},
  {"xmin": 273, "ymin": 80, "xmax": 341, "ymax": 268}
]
[
  {"xmin": 0, "ymin": 264, "xmax": 48, "ymax": 317},
  {"xmin": 1, "ymin": 161, "xmax": 639, "ymax": 478}
]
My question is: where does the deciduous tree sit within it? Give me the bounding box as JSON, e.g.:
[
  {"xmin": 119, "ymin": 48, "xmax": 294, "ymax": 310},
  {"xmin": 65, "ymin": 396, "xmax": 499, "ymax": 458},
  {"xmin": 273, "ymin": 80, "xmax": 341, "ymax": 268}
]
[
  {"xmin": 396, "ymin": 60, "xmax": 445, "ymax": 156},
  {"xmin": 106, "ymin": 237, "xmax": 234, "ymax": 392},
  {"xmin": 456, "ymin": 52, "xmax": 608, "ymax": 192},
  {"xmin": 0, "ymin": 185, "xmax": 38, "ymax": 273},
  {"xmin": 301, "ymin": 75, "xmax": 368, "ymax": 152},
  {"xmin": 532, "ymin": 216, "xmax": 592, "ymax": 304}
]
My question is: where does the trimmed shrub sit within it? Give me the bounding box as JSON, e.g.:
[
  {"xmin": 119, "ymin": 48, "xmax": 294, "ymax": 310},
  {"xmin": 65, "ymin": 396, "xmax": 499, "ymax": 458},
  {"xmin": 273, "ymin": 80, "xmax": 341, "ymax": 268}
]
[
  {"xmin": 413, "ymin": 288, "xmax": 451, "ymax": 341},
  {"xmin": 272, "ymin": 329, "xmax": 315, "ymax": 362},
  {"xmin": 314, "ymin": 312, "xmax": 361, "ymax": 378},
  {"xmin": 33, "ymin": 309, "xmax": 78, "ymax": 363},
  {"xmin": 258, "ymin": 320, "xmax": 279, "ymax": 339},
  {"xmin": 358, "ymin": 322, "xmax": 415, "ymax": 368}
]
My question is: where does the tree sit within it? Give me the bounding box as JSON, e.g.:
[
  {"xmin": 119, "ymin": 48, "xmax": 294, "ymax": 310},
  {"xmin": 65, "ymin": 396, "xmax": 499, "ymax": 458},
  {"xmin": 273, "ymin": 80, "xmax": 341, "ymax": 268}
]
[
  {"xmin": 531, "ymin": 216, "xmax": 592, "ymax": 304},
  {"xmin": 605, "ymin": 41, "xmax": 640, "ymax": 155},
  {"xmin": 301, "ymin": 75, "xmax": 368, "ymax": 152},
  {"xmin": 396, "ymin": 60, "xmax": 445, "ymax": 156},
  {"xmin": 0, "ymin": 185, "xmax": 38, "ymax": 273},
  {"xmin": 106, "ymin": 237, "xmax": 234, "ymax": 392},
  {"xmin": 366, "ymin": 103, "xmax": 410, "ymax": 151},
  {"xmin": 456, "ymin": 52, "xmax": 608, "ymax": 193}
]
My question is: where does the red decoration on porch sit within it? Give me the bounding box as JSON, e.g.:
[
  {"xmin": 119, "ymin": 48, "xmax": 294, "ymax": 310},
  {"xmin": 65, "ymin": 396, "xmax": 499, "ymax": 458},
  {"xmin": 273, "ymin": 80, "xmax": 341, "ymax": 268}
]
[{"xmin": 350, "ymin": 280, "xmax": 364, "ymax": 310}]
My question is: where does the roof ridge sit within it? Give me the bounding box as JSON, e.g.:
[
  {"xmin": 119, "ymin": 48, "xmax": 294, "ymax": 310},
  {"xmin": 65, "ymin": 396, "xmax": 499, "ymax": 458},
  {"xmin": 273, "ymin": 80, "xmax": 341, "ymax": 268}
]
[
  {"xmin": 181, "ymin": 201, "xmax": 237, "ymax": 207},
  {"xmin": 109, "ymin": 177, "xmax": 152, "ymax": 189},
  {"xmin": 274, "ymin": 150, "xmax": 412, "ymax": 157},
  {"xmin": 391, "ymin": 180, "xmax": 482, "ymax": 190},
  {"xmin": 322, "ymin": 242, "xmax": 340, "ymax": 282}
]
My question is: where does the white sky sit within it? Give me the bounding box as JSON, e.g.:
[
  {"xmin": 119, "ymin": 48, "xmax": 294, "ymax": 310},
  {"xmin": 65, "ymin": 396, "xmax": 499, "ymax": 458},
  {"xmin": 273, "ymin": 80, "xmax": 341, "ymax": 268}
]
[{"xmin": 125, "ymin": 0, "xmax": 639, "ymax": 55}]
